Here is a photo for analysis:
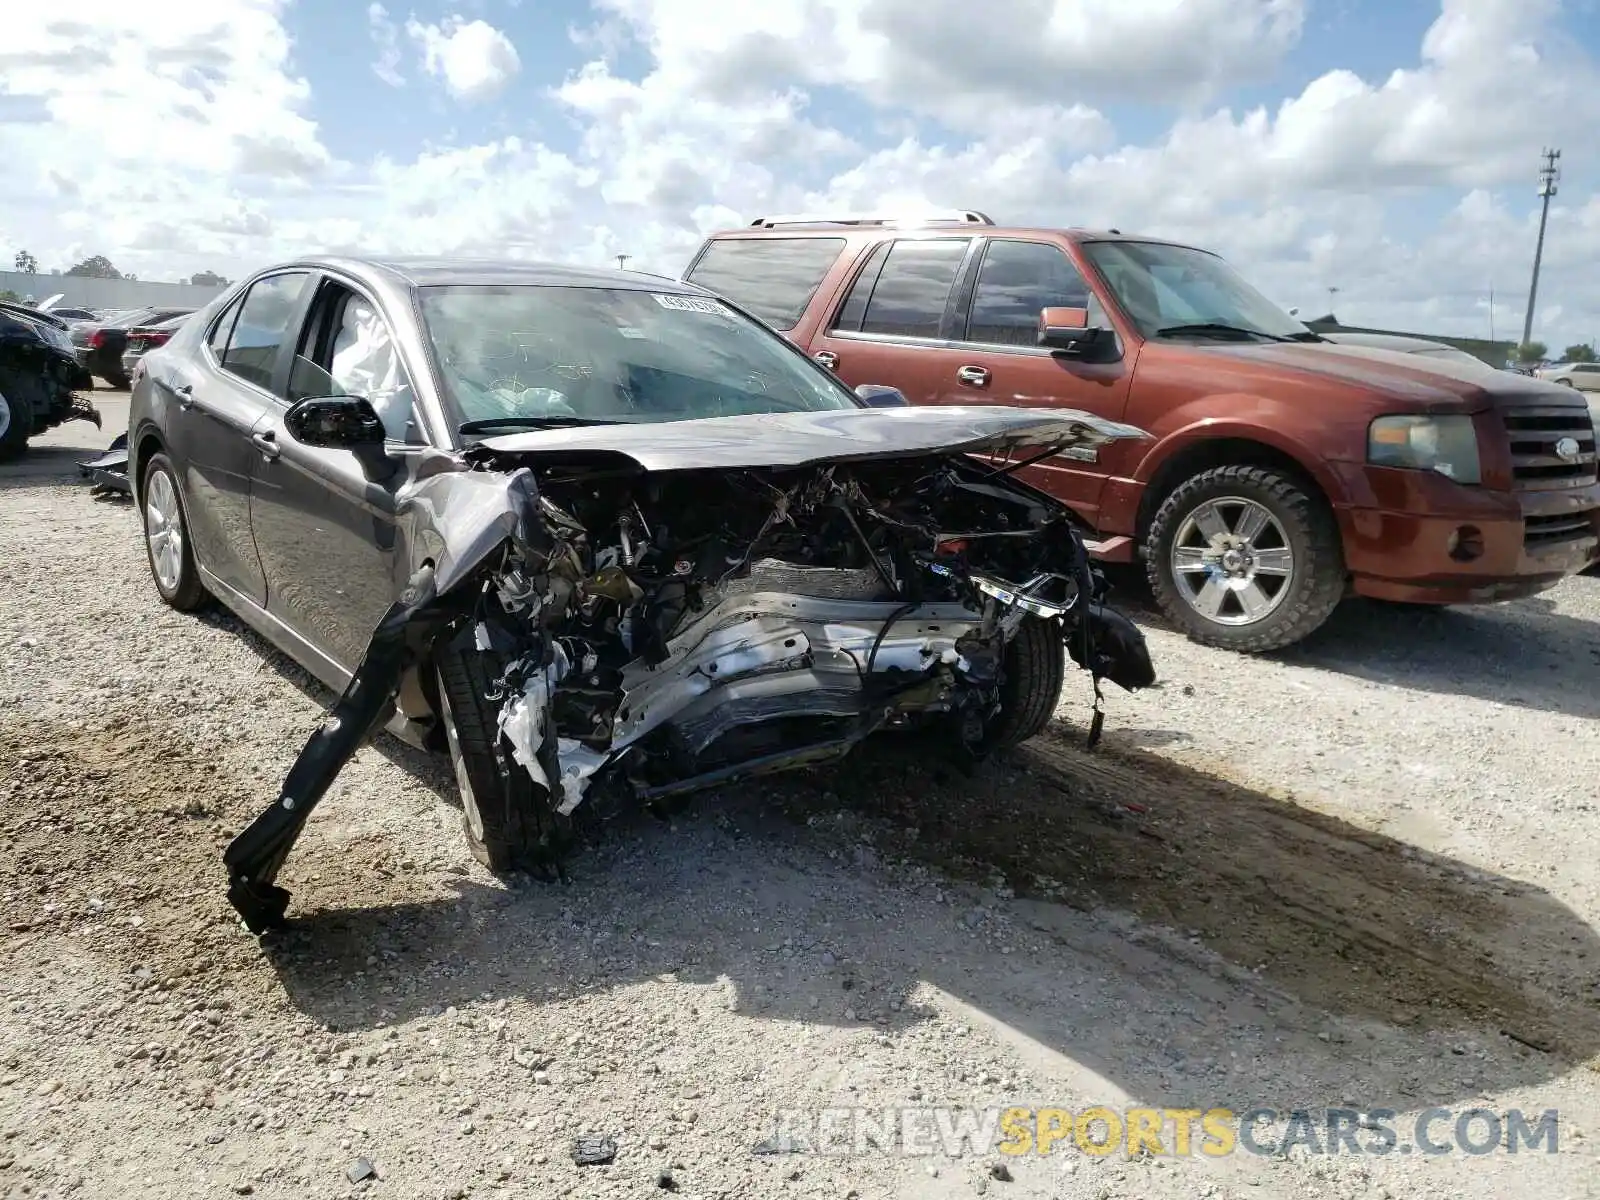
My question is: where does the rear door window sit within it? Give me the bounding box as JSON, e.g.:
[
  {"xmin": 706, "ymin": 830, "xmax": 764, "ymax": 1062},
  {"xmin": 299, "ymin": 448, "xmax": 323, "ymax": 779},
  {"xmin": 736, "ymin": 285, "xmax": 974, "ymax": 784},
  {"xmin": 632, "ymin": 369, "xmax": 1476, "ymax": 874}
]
[
  {"xmin": 963, "ymin": 240, "xmax": 1096, "ymax": 347},
  {"xmin": 684, "ymin": 238, "xmax": 844, "ymax": 330},
  {"xmin": 218, "ymin": 272, "xmax": 310, "ymax": 392},
  {"xmin": 845, "ymin": 238, "xmax": 969, "ymax": 340},
  {"xmin": 207, "ymin": 296, "xmax": 245, "ymax": 356}
]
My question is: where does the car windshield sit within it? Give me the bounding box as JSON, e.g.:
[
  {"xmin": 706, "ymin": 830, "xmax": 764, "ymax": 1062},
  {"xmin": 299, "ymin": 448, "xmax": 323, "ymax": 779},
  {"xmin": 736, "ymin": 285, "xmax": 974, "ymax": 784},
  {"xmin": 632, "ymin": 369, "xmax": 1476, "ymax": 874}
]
[
  {"xmin": 418, "ymin": 284, "xmax": 856, "ymax": 431},
  {"xmin": 1080, "ymin": 240, "xmax": 1312, "ymax": 341}
]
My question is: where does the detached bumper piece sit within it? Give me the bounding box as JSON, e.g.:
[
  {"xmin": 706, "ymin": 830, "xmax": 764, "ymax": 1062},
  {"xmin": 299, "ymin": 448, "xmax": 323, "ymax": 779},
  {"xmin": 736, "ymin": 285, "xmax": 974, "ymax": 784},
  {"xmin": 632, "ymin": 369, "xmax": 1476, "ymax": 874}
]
[
  {"xmin": 223, "ymin": 566, "xmax": 455, "ymax": 932},
  {"xmin": 78, "ymin": 432, "xmax": 130, "ymax": 496}
]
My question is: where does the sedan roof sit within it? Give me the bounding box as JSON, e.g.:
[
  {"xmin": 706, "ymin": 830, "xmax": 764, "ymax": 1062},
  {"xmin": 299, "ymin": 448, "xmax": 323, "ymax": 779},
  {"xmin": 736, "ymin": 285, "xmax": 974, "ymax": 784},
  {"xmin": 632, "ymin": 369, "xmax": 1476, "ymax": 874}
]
[{"xmin": 286, "ymin": 255, "xmax": 706, "ymax": 295}]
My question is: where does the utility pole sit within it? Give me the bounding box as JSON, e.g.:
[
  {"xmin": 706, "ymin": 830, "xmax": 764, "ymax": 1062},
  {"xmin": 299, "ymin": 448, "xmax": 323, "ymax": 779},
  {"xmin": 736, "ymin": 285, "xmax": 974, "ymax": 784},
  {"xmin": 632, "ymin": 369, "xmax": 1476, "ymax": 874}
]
[
  {"xmin": 1488, "ymin": 283, "xmax": 1495, "ymax": 343},
  {"xmin": 1325, "ymin": 286, "xmax": 1339, "ymax": 324},
  {"xmin": 615, "ymin": 254, "xmax": 631, "ymax": 270},
  {"xmin": 1521, "ymin": 147, "xmax": 1561, "ymax": 348}
]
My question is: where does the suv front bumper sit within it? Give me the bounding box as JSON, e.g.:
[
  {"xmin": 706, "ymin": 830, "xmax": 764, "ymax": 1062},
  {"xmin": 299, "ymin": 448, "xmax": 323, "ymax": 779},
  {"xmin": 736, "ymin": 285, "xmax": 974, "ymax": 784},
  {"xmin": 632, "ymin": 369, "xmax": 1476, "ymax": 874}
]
[{"xmin": 1333, "ymin": 463, "xmax": 1600, "ymax": 603}]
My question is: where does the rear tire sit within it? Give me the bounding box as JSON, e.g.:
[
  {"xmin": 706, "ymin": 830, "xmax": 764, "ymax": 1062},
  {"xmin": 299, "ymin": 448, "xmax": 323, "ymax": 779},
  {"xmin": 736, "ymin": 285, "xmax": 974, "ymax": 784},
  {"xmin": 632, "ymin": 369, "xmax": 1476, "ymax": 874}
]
[
  {"xmin": 1146, "ymin": 464, "xmax": 1345, "ymax": 653},
  {"xmin": 0, "ymin": 384, "xmax": 31, "ymax": 462},
  {"xmin": 985, "ymin": 615, "xmax": 1067, "ymax": 749},
  {"xmin": 139, "ymin": 453, "xmax": 207, "ymax": 611},
  {"xmin": 433, "ymin": 635, "xmax": 562, "ymax": 872}
]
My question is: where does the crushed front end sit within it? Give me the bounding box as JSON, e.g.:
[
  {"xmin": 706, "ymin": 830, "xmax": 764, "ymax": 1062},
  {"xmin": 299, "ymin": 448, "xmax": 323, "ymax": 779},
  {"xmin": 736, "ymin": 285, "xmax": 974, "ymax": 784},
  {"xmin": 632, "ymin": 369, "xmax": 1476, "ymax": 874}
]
[{"xmin": 224, "ymin": 427, "xmax": 1156, "ymax": 932}]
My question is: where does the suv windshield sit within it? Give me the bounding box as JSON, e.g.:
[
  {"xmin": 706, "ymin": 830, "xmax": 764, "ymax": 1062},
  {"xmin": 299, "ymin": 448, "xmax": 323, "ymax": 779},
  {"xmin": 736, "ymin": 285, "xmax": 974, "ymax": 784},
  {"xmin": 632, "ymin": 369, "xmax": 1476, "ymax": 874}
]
[
  {"xmin": 1081, "ymin": 241, "xmax": 1312, "ymax": 342},
  {"xmin": 418, "ymin": 284, "xmax": 857, "ymax": 430}
]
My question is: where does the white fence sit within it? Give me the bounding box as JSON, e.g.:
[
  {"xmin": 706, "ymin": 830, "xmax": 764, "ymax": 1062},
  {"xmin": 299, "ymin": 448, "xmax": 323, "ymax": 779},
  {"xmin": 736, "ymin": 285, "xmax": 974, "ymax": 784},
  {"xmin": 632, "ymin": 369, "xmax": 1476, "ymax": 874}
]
[{"xmin": 0, "ymin": 271, "xmax": 225, "ymax": 311}]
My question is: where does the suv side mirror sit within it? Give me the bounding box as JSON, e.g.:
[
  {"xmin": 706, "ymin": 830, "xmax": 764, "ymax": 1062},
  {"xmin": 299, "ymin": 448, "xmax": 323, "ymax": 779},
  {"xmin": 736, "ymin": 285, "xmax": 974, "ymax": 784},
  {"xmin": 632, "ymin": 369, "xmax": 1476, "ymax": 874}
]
[
  {"xmin": 1038, "ymin": 306, "xmax": 1106, "ymax": 353},
  {"xmin": 855, "ymin": 384, "xmax": 909, "ymax": 408},
  {"xmin": 285, "ymin": 395, "xmax": 387, "ymax": 449}
]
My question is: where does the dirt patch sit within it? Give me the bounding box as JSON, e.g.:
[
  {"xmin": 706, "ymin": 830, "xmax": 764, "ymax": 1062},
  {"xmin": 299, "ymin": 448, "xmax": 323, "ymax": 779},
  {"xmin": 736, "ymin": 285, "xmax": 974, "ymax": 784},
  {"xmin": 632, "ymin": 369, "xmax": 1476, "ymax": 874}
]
[{"xmin": 763, "ymin": 724, "xmax": 1600, "ymax": 1060}]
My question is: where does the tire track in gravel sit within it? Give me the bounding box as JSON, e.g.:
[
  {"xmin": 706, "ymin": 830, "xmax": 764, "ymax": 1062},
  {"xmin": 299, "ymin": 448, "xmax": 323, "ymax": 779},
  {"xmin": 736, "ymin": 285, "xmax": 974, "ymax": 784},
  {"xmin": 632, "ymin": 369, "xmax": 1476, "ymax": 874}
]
[{"xmin": 761, "ymin": 725, "xmax": 1600, "ymax": 1066}]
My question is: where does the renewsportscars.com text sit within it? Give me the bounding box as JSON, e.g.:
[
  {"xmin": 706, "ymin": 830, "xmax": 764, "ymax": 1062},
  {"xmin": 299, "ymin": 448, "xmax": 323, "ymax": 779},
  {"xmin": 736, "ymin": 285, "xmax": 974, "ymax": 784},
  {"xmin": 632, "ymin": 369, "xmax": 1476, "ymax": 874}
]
[{"xmin": 763, "ymin": 1106, "xmax": 1561, "ymax": 1158}]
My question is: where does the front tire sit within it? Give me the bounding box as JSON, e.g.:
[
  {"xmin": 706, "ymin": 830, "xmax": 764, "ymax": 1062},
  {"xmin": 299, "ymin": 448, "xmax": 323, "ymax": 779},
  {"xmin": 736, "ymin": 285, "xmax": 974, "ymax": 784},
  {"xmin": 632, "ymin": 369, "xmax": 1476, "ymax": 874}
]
[
  {"xmin": 1146, "ymin": 464, "xmax": 1345, "ymax": 653},
  {"xmin": 985, "ymin": 615, "xmax": 1067, "ymax": 749},
  {"xmin": 0, "ymin": 385, "xmax": 31, "ymax": 462},
  {"xmin": 433, "ymin": 637, "xmax": 561, "ymax": 872},
  {"xmin": 140, "ymin": 453, "xmax": 207, "ymax": 611}
]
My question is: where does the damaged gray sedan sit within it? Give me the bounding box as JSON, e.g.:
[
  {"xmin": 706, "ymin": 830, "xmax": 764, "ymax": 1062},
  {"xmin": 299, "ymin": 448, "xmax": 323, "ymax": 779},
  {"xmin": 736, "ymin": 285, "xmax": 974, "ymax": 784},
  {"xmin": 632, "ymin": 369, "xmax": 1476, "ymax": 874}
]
[{"xmin": 126, "ymin": 257, "xmax": 1156, "ymax": 932}]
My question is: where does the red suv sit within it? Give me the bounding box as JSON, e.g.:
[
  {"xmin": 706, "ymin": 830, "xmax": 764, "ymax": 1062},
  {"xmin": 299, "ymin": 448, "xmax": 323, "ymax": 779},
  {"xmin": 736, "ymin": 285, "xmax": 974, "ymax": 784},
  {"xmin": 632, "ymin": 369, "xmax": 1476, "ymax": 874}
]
[{"xmin": 682, "ymin": 211, "xmax": 1600, "ymax": 651}]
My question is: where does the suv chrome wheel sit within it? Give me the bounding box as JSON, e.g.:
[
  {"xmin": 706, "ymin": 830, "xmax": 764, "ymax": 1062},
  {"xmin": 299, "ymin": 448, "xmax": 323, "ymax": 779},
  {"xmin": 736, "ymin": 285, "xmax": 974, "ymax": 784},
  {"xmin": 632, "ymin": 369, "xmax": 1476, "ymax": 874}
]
[{"xmin": 1169, "ymin": 496, "xmax": 1295, "ymax": 626}]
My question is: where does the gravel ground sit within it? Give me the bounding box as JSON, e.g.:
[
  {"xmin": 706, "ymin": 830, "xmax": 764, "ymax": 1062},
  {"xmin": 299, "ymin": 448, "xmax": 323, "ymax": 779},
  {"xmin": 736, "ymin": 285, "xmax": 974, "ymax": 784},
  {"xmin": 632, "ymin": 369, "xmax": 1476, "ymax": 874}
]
[{"xmin": 3, "ymin": 396, "xmax": 1600, "ymax": 1200}]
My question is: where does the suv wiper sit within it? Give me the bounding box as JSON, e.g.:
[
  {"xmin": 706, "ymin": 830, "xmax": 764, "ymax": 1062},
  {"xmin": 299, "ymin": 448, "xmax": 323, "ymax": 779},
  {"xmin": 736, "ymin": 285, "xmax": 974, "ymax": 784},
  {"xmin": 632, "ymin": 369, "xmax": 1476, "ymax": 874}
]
[
  {"xmin": 1154, "ymin": 323, "xmax": 1288, "ymax": 343},
  {"xmin": 457, "ymin": 416, "xmax": 631, "ymax": 435}
]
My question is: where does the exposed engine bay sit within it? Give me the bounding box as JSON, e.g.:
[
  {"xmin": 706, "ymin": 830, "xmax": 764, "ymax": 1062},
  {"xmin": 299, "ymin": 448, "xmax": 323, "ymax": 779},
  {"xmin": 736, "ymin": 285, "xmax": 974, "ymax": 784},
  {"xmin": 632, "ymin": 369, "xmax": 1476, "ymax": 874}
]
[
  {"xmin": 476, "ymin": 453, "xmax": 1152, "ymax": 811},
  {"xmin": 222, "ymin": 416, "xmax": 1156, "ymax": 933}
]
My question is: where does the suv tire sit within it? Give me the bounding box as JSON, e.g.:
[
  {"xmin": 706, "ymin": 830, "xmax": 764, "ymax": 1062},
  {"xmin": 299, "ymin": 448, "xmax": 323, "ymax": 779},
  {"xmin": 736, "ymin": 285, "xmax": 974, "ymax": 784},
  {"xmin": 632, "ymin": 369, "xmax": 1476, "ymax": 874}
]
[
  {"xmin": 0, "ymin": 384, "xmax": 32, "ymax": 462},
  {"xmin": 140, "ymin": 453, "xmax": 208, "ymax": 610},
  {"xmin": 1146, "ymin": 464, "xmax": 1344, "ymax": 653},
  {"xmin": 986, "ymin": 614, "xmax": 1066, "ymax": 748},
  {"xmin": 433, "ymin": 637, "xmax": 563, "ymax": 872}
]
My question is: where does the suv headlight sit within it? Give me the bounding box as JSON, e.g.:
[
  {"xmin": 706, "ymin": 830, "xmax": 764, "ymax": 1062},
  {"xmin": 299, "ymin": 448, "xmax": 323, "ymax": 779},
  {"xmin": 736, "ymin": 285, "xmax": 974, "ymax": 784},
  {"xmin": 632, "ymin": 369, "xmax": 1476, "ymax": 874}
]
[{"xmin": 1368, "ymin": 414, "xmax": 1481, "ymax": 484}]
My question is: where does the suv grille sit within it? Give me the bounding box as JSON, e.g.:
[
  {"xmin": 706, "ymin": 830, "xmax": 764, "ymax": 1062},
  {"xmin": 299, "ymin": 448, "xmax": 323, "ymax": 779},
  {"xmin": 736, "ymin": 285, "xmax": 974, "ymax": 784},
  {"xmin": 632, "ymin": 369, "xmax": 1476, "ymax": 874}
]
[{"xmin": 1502, "ymin": 403, "xmax": 1597, "ymax": 491}]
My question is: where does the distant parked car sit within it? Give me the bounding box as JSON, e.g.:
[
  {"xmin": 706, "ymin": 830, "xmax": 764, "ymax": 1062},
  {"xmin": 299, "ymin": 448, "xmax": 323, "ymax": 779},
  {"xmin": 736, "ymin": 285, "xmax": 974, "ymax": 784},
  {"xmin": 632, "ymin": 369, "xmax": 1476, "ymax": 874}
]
[
  {"xmin": 120, "ymin": 313, "xmax": 192, "ymax": 382},
  {"xmin": 1537, "ymin": 362, "xmax": 1600, "ymax": 392},
  {"xmin": 0, "ymin": 300, "xmax": 100, "ymax": 460},
  {"xmin": 41, "ymin": 306, "xmax": 98, "ymax": 323},
  {"xmin": 1318, "ymin": 332, "xmax": 1488, "ymax": 368},
  {"xmin": 70, "ymin": 306, "xmax": 195, "ymax": 388}
]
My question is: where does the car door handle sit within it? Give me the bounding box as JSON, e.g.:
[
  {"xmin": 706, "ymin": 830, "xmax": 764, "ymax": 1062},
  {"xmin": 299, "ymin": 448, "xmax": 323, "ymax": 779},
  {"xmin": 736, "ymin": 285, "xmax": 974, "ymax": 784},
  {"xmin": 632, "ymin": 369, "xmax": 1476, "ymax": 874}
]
[
  {"xmin": 956, "ymin": 365, "xmax": 990, "ymax": 387},
  {"xmin": 814, "ymin": 351, "xmax": 838, "ymax": 370},
  {"xmin": 251, "ymin": 431, "xmax": 281, "ymax": 460},
  {"xmin": 174, "ymin": 383, "xmax": 194, "ymax": 410}
]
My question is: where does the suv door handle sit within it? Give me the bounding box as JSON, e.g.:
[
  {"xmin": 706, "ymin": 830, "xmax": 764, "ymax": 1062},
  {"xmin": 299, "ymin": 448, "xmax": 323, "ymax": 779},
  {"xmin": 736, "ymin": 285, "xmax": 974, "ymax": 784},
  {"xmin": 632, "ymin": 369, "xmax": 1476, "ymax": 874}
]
[
  {"xmin": 814, "ymin": 350, "xmax": 838, "ymax": 370},
  {"xmin": 174, "ymin": 383, "xmax": 194, "ymax": 410},
  {"xmin": 956, "ymin": 365, "xmax": 990, "ymax": 387},
  {"xmin": 251, "ymin": 430, "xmax": 281, "ymax": 460}
]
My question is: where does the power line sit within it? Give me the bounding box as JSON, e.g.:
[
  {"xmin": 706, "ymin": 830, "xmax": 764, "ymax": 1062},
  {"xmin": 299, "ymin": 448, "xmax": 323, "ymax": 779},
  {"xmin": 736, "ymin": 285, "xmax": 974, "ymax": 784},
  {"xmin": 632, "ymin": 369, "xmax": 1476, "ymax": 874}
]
[{"xmin": 1521, "ymin": 147, "xmax": 1561, "ymax": 348}]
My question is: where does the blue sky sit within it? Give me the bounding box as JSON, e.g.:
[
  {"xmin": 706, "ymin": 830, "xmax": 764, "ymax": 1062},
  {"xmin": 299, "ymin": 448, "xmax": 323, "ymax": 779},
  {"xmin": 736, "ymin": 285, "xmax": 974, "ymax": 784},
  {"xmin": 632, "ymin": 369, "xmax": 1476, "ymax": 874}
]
[{"xmin": 6, "ymin": 0, "xmax": 1598, "ymax": 345}]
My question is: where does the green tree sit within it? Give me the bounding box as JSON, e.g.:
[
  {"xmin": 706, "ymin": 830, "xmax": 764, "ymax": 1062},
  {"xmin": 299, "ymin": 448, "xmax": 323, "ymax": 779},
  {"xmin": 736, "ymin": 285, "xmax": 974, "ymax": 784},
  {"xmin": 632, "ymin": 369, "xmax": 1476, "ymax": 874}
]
[
  {"xmin": 64, "ymin": 254, "xmax": 122, "ymax": 279},
  {"xmin": 1562, "ymin": 343, "xmax": 1597, "ymax": 363},
  {"xmin": 190, "ymin": 270, "xmax": 230, "ymax": 287},
  {"xmin": 13, "ymin": 250, "xmax": 38, "ymax": 274},
  {"xmin": 0, "ymin": 289, "xmax": 20, "ymax": 304},
  {"xmin": 1514, "ymin": 341, "xmax": 1548, "ymax": 365}
]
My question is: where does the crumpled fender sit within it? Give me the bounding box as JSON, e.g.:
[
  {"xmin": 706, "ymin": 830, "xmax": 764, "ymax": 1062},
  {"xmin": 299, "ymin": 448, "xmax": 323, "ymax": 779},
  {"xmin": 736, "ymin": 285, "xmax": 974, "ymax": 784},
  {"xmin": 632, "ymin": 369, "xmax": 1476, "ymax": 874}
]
[{"xmin": 223, "ymin": 564, "xmax": 459, "ymax": 932}]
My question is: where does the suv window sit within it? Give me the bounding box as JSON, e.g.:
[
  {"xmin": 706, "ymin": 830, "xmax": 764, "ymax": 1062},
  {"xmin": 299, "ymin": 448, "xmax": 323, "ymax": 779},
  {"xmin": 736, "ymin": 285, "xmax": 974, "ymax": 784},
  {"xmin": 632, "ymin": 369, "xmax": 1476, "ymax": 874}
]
[
  {"xmin": 219, "ymin": 272, "xmax": 310, "ymax": 391},
  {"xmin": 841, "ymin": 238, "xmax": 969, "ymax": 340},
  {"xmin": 964, "ymin": 240, "xmax": 1093, "ymax": 347},
  {"xmin": 684, "ymin": 238, "xmax": 844, "ymax": 331},
  {"xmin": 1574, "ymin": 363, "xmax": 1600, "ymax": 373}
]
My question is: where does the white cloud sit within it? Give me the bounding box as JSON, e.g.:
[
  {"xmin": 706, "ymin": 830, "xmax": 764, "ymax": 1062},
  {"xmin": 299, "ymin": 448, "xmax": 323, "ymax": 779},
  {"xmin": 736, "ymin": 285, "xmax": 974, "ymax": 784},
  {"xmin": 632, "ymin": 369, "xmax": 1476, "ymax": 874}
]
[
  {"xmin": 1, "ymin": 0, "xmax": 1597, "ymax": 351},
  {"xmin": 405, "ymin": 15, "xmax": 521, "ymax": 102},
  {"xmin": 368, "ymin": 3, "xmax": 405, "ymax": 88}
]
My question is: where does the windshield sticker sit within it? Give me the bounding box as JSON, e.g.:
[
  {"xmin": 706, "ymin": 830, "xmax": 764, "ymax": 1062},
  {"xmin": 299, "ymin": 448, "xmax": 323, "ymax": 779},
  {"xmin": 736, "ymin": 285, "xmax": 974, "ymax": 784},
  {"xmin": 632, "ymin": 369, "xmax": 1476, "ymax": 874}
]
[{"xmin": 652, "ymin": 294, "xmax": 726, "ymax": 315}]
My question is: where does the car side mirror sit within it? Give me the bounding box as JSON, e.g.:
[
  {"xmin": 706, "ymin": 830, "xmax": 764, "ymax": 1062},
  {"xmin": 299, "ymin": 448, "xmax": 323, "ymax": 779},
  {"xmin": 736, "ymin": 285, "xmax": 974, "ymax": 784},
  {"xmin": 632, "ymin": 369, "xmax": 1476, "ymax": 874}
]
[
  {"xmin": 1038, "ymin": 306, "xmax": 1106, "ymax": 353},
  {"xmin": 855, "ymin": 384, "xmax": 909, "ymax": 408},
  {"xmin": 284, "ymin": 395, "xmax": 388, "ymax": 449}
]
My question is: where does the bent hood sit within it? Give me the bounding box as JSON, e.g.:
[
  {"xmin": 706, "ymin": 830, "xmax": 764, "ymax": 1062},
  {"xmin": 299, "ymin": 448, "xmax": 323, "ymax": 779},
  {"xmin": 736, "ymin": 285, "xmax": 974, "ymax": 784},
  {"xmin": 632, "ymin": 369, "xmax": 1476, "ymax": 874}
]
[{"xmin": 478, "ymin": 405, "xmax": 1149, "ymax": 471}]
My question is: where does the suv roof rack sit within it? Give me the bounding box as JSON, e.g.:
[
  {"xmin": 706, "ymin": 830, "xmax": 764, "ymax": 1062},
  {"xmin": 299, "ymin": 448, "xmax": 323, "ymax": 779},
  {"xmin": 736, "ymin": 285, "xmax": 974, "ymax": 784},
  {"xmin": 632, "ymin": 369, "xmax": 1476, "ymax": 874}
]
[{"xmin": 746, "ymin": 209, "xmax": 996, "ymax": 229}]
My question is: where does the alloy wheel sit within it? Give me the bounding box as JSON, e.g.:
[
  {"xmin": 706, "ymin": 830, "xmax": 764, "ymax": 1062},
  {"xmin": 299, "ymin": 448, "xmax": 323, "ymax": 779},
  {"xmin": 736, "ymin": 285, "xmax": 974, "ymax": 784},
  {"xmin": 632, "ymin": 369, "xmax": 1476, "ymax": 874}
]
[
  {"xmin": 144, "ymin": 468, "xmax": 185, "ymax": 593},
  {"xmin": 1169, "ymin": 495, "xmax": 1295, "ymax": 626}
]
